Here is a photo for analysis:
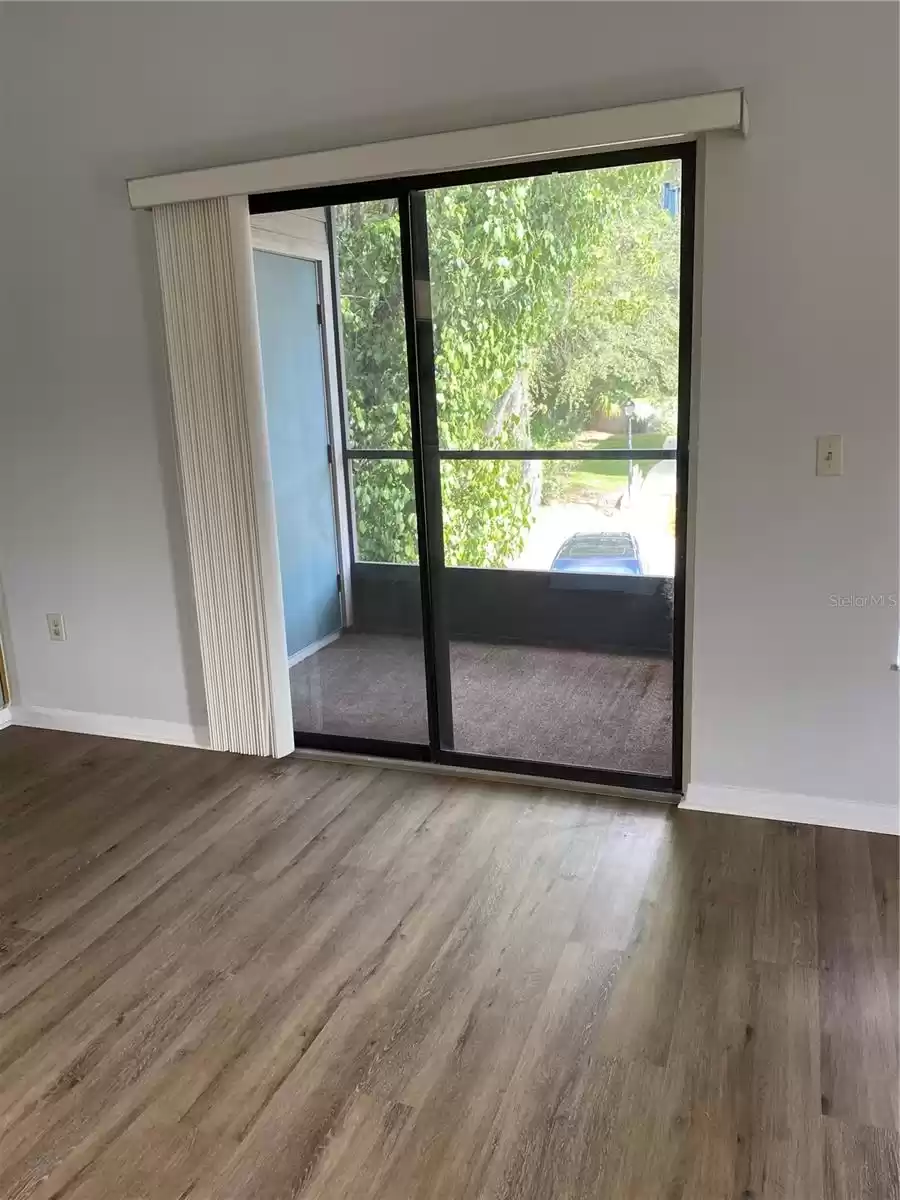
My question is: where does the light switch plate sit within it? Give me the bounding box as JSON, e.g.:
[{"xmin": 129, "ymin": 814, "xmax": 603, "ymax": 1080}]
[
  {"xmin": 47, "ymin": 613, "xmax": 66, "ymax": 642},
  {"xmin": 816, "ymin": 434, "xmax": 843, "ymax": 476}
]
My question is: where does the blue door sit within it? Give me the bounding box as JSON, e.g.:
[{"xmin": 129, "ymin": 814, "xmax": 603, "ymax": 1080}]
[{"xmin": 254, "ymin": 251, "xmax": 342, "ymax": 660}]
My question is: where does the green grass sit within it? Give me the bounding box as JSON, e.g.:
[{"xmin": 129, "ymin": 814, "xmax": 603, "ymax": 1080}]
[{"xmin": 552, "ymin": 433, "xmax": 667, "ymax": 499}]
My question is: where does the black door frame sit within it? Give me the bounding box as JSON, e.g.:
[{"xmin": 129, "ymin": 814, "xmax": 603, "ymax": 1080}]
[
  {"xmin": 251, "ymin": 141, "xmax": 696, "ymax": 794},
  {"xmin": 399, "ymin": 190, "xmax": 455, "ymax": 752}
]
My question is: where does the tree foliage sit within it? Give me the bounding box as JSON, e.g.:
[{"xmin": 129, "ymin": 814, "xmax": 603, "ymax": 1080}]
[{"xmin": 335, "ymin": 161, "xmax": 680, "ymax": 566}]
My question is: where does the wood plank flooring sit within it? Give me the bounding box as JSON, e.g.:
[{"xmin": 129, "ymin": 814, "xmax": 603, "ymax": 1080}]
[{"xmin": 0, "ymin": 727, "xmax": 896, "ymax": 1200}]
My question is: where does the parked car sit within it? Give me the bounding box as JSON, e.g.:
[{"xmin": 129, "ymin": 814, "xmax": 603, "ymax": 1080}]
[{"xmin": 550, "ymin": 532, "xmax": 645, "ymax": 576}]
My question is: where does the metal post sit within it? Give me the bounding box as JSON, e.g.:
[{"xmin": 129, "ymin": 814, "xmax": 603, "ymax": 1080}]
[
  {"xmin": 398, "ymin": 191, "xmax": 455, "ymax": 752},
  {"xmin": 624, "ymin": 399, "xmax": 635, "ymax": 501}
]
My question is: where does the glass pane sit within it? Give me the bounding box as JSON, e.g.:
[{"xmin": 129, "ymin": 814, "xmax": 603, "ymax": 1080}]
[
  {"xmin": 441, "ymin": 450, "xmax": 676, "ymax": 772},
  {"xmin": 350, "ymin": 458, "xmax": 419, "ymax": 565},
  {"xmin": 440, "ymin": 455, "xmax": 675, "ymax": 577},
  {"xmin": 288, "ymin": 457, "xmax": 428, "ymax": 744},
  {"xmin": 447, "ymin": 627, "xmax": 673, "ymax": 776},
  {"xmin": 426, "ymin": 161, "xmax": 682, "ymax": 452},
  {"xmin": 442, "ymin": 442, "xmax": 675, "ymax": 771},
  {"xmin": 254, "ymin": 228, "xmax": 428, "ymax": 747},
  {"xmin": 427, "ymin": 159, "xmax": 682, "ymax": 778},
  {"xmin": 332, "ymin": 200, "xmax": 411, "ymax": 450}
]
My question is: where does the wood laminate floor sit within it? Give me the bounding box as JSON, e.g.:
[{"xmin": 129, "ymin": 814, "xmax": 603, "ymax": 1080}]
[{"xmin": 0, "ymin": 727, "xmax": 897, "ymax": 1200}]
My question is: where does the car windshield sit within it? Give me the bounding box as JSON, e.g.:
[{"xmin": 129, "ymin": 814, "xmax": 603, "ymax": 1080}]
[{"xmin": 562, "ymin": 535, "xmax": 637, "ymax": 558}]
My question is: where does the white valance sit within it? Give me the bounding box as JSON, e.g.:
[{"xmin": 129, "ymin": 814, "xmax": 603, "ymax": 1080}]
[{"xmin": 130, "ymin": 90, "xmax": 746, "ymax": 209}]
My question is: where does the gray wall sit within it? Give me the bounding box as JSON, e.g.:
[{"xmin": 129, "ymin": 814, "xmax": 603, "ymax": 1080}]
[{"xmin": 0, "ymin": 3, "xmax": 896, "ymax": 807}]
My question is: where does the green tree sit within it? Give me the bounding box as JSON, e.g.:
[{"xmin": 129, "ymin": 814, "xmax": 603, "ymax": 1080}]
[{"xmin": 335, "ymin": 162, "xmax": 680, "ymax": 567}]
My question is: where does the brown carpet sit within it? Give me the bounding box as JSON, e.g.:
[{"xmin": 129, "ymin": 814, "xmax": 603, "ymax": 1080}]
[{"xmin": 290, "ymin": 634, "xmax": 672, "ymax": 777}]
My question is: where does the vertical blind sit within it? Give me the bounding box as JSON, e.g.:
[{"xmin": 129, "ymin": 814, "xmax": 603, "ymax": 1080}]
[{"xmin": 153, "ymin": 196, "xmax": 289, "ymax": 755}]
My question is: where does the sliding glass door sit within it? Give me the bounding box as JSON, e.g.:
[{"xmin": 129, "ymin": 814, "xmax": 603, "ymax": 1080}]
[
  {"xmin": 251, "ymin": 142, "xmax": 693, "ymax": 789},
  {"xmin": 253, "ymin": 204, "xmax": 431, "ymax": 753}
]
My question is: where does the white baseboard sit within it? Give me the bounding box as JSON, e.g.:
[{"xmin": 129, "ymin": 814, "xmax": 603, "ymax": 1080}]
[
  {"xmin": 287, "ymin": 629, "xmax": 341, "ymax": 669},
  {"xmin": 0, "ymin": 707, "xmax": 11, "ymax": 731},
  {"xmin": 9, "ymin": 705, "xmax": 209, "ymax": 750},
  {"xmin": 682, "ymin": 782, "xmax": 899, "ymax": 835}
]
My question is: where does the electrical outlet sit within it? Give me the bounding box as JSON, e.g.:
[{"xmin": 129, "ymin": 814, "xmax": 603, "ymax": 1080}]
[
  {"xmin": 47, "ymin": 613, "xmax": 66, "ymax": 642},
  {"xmin": 816, "ymin": 434, "xmax": 843, "ymax": 477}
]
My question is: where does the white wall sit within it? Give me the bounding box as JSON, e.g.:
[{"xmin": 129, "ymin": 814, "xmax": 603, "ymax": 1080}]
[{"xmin": 0, "ymin": 3, "xmax": 896, "ymax": 810}]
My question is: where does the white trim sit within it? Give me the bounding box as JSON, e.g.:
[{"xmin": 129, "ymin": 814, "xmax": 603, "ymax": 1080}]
[
  {"xmin": 251, "ymin": 228, "xmax": 325, "ymax": 262},
  {"xmin": 128, "ymin": 90, "xmax": 746, "ymax": 208},
  {"xmin": 287, "ymin": 629, "xmax": 341, "ymax": 669},
  {"xmin": 0, "ymin": 707, "xmax": 11, "ymax": 732},
  {"xmin": 682, "ymin": 782, "xmax": 899, "ymax": 836},
  {"xmin": 9, "ymin": 706, "xmax": 209, "ymax": 749}
]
